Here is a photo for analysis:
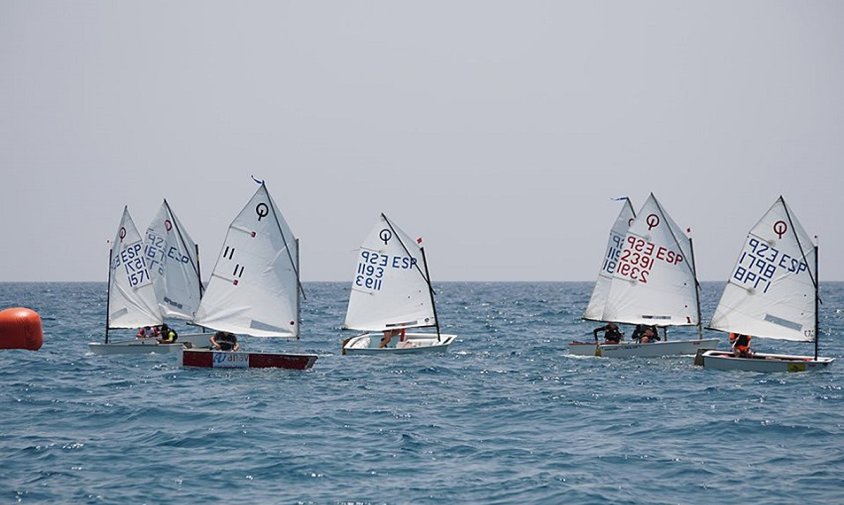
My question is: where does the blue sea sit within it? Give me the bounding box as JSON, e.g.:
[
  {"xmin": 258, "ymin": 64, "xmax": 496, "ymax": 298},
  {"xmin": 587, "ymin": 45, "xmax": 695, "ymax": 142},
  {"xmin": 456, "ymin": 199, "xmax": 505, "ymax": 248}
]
[{"xmin": 1, "ymin": 282, "xmax": 842, "ymax": 504}]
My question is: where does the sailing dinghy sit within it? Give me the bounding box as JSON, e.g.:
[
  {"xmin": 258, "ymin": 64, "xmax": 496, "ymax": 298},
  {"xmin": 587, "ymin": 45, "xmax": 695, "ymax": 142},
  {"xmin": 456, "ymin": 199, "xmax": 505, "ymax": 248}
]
[
  {"xmin": 89, "ymin": 207, "xmax": 183, "ymax": 355},
  {"xmin": 341, "ymin": 214, "xmax": 457, "ymax": 355},
  {"xmin": 569, "ymin": 194, "xmax": 718, "ymax": 357},
  {"xmin": 699, "ymin": 197, "xmax": 833, "ymax": 372},
  {"xmin": 180, "ymin": 181, "xmax": 317, "ymax": 370},
  {"xmin": 143, "ymin": 200, "xmax": 212, "ymax": 349}
]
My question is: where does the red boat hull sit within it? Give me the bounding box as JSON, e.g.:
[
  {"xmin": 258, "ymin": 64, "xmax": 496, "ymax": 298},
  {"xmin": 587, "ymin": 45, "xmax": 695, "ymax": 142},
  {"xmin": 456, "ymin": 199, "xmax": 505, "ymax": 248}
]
[{"xmin": 181, "ymin": 349, "xmax": 317, "ymax": 370}]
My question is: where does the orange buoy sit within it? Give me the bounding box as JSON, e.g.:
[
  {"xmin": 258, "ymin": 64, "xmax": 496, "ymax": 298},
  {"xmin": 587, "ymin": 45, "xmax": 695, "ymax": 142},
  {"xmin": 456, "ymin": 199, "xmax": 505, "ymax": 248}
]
[{"xmin": 0, "ymin": 307, "xmax": 43, "ymax": 351}]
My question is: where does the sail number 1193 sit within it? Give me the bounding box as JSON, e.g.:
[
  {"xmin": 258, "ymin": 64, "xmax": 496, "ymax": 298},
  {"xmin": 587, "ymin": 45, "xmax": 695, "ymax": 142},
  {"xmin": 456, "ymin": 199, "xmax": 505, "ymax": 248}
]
[{"xmin": 354, "ymin": 250, "xmax": 418, "ymax": 292}]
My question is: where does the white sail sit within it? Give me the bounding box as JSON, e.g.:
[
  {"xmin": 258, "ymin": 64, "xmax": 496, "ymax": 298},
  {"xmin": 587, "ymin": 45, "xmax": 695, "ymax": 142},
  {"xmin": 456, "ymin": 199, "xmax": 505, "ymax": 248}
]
[
  {"xmin": 144, "ymin": 200, "xmax": 201, "ymax": 320},
  {"xmin": 343, "ymin": 214, "xmax": 436, "ymax": 332},
  {"xmin": 108, "ymin": 207, "xmax": 163, "ymax": 329},
  {"xmin": 583, "ymin": 198, "xmax": 636, "ymax": 321},
  {"xmin": 603, "ymin": 193, "xmax": 699, "ymax": 326},
  {"xmin": 709, "ymin": 196, "xmax": 816, "ymax": 342},
  {"xmin": 193, "ymin": 183, "xmax": 300, "ymax": 338}
]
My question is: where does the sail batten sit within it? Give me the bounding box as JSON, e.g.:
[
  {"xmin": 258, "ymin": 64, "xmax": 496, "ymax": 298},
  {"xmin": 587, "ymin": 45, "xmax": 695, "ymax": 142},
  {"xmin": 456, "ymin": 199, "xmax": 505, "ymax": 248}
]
[
  {"xmin": 602, "ymin": 194, "xmax": 699, "ymax": 327},
  {"xmin": 193, "ymin": 183, "xmax": 300, "ymax": 338},
  {"xmin": 108, "ymin": 207, "xmax": 163, "ymax": 329},
  {"xmin": 343, "ymin": 215, "xmax": 436, "ymax": 332},
  {"xmin": 709, "ymin": 197, "xmax": 816, "ymax": 342}
]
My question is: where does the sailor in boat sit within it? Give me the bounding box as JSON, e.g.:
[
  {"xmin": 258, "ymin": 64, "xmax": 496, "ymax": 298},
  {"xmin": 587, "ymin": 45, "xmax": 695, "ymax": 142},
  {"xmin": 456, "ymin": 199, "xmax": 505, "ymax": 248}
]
[
  {"xmin": 157, "ymin": 324, "xmax": 178, "ymax": 344},
  {"xmin": 729, "ymin": 332, "xmax": 753, "ymax": 358},
  {"xmin": 632, "ymin": 324, "xmax": 660, "ymax": 343},
  {"xmin": 379, "ymin": 328, "xmax": 407, "ymax": 348},
  {"xmin": 211, "ymin": 331, "xmax": 239, "ymax": 351},
  {"xmin": 593, "ymin": 322, "xmax": 623, "ymax": 344}
]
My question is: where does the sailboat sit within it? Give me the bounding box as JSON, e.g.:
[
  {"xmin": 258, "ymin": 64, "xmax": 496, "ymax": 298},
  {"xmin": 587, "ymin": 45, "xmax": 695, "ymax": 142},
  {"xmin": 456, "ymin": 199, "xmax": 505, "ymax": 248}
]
[
  {"xmin": 143, "ymin": 199, "xmax": 212, "ymax": 349},
  {"xmin": 571, "ymin": 194, "xmax": 719, "ymax": 358},
  {"xmin": 341, "ymin": 214, "xmax": 457, "ymax": 355},
  {"xmin": 180, "ymin": 180, "xmax": 318, "ymax": 370},
  {"xmin": 89, "ymin": 207, "xmax": 183, "ymax": 355},
  {"xmin": 698, "ymin": 196, "xmax": 833, "ymax": 372}
]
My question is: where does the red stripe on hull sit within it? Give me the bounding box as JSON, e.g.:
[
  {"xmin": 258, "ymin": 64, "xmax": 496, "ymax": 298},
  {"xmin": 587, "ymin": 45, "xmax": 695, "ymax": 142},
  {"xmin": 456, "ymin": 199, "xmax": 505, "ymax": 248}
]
[
  {"xmin": 248, "ymin": 353, "xmax": 317, "ymax": 369},
  {"xmin": 182, "ymin": 349, "xmax": 214, "ymax": 367}
]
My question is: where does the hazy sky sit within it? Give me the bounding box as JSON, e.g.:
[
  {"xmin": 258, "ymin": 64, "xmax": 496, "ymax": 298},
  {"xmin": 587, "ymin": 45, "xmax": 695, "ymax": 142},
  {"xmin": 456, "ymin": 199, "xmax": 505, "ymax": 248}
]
[{"xmin": 2, "ymin": 1, "xmax": 843, "ymax": 282}]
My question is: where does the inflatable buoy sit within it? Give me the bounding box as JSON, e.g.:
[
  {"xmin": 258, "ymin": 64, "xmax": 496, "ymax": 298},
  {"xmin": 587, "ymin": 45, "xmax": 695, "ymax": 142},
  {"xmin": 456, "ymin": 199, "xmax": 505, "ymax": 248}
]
[{"xmin": 0, "ymin": 307, "xmax": 43, "ymax": 351}]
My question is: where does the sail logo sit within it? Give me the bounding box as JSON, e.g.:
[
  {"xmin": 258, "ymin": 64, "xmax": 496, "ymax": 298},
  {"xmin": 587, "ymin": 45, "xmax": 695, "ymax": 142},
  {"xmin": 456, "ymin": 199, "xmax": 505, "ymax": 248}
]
[
  {"xmin": 379, "ymin": 229, "xmax": 392, "ymax": 245},
  {"xmin": 646, "ymin": 214, "xmax": 660, "ymax": 230},
  {"xmin": 212, "ymin": 352, "xmax": 249, "ymax": 368},
  {"xmin": 255, "ymin": 203, "xmax": 269, "ymax": 221},
  {"xmin": 773, "ymin": 220, "xmax": 787, "ymax": 239}
]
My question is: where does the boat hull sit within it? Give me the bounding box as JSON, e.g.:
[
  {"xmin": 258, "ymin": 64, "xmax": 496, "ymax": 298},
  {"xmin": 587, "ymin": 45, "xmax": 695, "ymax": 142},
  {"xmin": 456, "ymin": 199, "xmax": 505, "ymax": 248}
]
[
  {"xmin": 342, "ymin": 332, "xmax": 457, "ymax": 355},
  {"xmin": 568, "ymin": 338, "xmax": 720, "ymax": 358},
  {"xmin": 180, "ymin": 349, "xmax": 318, "ymax": 370},
  {"xmin": 177, "ymin": 332, "xmax": 213, "ymax": 349},
  {"xmin": 701, "ymin": 350, "xmax": 834, "ymax": 372},
  {"xmin": 88, "ymin": 339, "xmax": 185, "ymax": 355}
]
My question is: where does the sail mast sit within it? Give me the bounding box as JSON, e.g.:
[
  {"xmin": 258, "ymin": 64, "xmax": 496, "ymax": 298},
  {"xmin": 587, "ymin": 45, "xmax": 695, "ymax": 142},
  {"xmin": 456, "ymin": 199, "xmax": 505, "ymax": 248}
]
[
  {"xmin": 195, "ymin": 244, "xmax": 203, "ymax": 297},
  {"xmin": 104, "ymin": 248, "xmax": 113, "ymax": 344},
  {"xmin": 420, "ymin": 246, "xmax": 442, "ymax": 342},
  {"xmin": 688, "ymin": 232, "xmax": 703, "ymax": 339},
  {"xmin": 814, "ymin": 241, "xmax": 819, "ymax": 360},
  {"xmin": 296, "ymin": 238, "xmax": 301, "ymax": 340}
]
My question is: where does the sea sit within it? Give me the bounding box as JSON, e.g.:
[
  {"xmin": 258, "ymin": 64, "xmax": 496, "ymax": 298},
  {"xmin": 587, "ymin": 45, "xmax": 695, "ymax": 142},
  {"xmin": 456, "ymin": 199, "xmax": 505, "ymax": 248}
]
[{"xmin": 1, "ymin": 282, "xmax": 842, "ymax": 505}]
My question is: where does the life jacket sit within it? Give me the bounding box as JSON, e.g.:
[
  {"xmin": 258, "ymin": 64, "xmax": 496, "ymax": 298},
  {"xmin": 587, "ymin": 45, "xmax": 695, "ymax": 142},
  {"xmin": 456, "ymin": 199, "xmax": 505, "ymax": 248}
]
[
  {"xmin": 729, "ymin": 333, "xmax": 751, "ymax": 352},
  {"xmin": 161, "ymin": 329, "xmax": 177, "ymax": 343}
]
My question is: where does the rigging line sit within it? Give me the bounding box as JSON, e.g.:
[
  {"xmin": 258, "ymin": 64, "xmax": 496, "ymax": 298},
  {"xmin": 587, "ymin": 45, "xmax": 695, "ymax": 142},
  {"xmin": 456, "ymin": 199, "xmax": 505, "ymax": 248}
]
[
  {"xmin": 163, "ymin": 199, "xmax": 203, "ymax": 296},
  {"xmin": 263, "ymin": 182, "xmax": 307, "ymax": 300},
  {"xmin": 380, "ymin": 213, "xmax": 433, "ymax": 290},
  {"xmin": 652, "ymin": 196, "xmax": 699, "ymax": 285},
  {"xmin": 781, "ymin": 196, "xmax": 818, "ymax": 291}
]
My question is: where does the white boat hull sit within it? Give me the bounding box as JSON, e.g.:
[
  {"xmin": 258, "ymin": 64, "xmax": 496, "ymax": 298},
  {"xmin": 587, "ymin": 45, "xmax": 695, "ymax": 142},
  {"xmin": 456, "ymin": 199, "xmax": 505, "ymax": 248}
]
[
  {"xmin": 567, "ymin": 338, "xmax": 720, "ymax": 358},
  {"xmin": 701, "ymin": 350, "xmax": 834, "ymax": 372},
  {"xmin": 88, "ymin": 338, "xmax": 185, "ymax": 355},
  {"xmin": 342, "ymin": 332, "xmax": 457, "ymax": 355}
]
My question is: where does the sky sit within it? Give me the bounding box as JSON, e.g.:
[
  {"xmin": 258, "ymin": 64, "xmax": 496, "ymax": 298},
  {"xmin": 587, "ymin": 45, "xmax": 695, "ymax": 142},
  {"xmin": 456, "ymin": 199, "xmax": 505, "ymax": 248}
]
[{"xmin": 1, "ymin": 1, "xmax": 843, "ymax": 282}]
